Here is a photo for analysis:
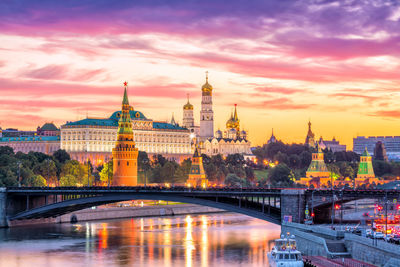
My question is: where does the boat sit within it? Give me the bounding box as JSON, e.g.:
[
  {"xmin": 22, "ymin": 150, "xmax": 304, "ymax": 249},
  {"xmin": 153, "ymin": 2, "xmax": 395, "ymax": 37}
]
[{"xmin": 267, "ymin": 233, "xmax": 304, "ymax": 267}]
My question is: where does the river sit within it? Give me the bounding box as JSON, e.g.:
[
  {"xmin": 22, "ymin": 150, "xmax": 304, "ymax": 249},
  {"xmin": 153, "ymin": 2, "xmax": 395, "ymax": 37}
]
[{"xmin": 0, "ymin": 213, "xmax": 280, "ymax": 267}]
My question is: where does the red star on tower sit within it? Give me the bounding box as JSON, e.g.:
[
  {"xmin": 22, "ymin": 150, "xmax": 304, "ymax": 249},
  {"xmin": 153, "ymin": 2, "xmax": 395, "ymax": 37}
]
[{"xmin": 123, "ymin": 81, "xmax": 128, "ymax": 87}]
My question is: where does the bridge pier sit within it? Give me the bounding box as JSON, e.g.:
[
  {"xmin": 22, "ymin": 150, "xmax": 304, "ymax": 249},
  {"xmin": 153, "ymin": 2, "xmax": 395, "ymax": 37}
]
[
  {"xmin": 0, "ymin": 188, "xmax": 7, "ymax": 227},
  {"xmin": 281, "ymin": 189, "xmax": 305, "ymax": 223}
]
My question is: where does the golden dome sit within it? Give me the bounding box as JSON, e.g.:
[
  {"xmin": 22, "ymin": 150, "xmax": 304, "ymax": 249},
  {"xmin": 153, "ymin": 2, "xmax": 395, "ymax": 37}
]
[
  {"xmin": 183, "ymin": 94, "xmax": 193, "ymax": 110},
  {"xmin": 183, "ymin": 101, "xmax": 193, "ymax": 110},
  {"xmin": 201, "ymin": 71, "xmax": 213, "ymax": 94}
]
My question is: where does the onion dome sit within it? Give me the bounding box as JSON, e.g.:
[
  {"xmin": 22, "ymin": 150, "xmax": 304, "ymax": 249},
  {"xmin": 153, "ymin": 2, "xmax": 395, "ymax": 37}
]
[
  {"xmin": 201, "ymin": 71, "xmax": 213, "ymax": 94},
  {"xmin": 183, "ymin": 94, "xmax": 194, "ymax": 110}
]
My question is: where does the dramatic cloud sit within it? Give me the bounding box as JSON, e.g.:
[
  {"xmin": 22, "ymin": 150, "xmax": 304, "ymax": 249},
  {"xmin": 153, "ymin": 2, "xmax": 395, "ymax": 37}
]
[{"xmin": 0, "ymin": 0, "xmax": 400, "ymax": 147}]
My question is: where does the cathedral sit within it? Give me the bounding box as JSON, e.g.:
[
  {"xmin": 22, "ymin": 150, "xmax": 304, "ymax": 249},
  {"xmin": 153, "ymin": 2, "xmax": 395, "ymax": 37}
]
[{"xmin": 182, "ymin": 73, "xmax": 252, "ymax": 157}]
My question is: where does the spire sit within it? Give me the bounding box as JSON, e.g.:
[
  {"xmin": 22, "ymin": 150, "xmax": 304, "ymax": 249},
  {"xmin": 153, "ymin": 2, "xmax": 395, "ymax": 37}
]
[
  {"xmin": 233, "ymin": 104, "xmax": 238, "ymax": 121},
  {"xmin": 205, "ymin": 71, "xmax": 208, "ymax": 83},
  {"xmin": 123, "ymin": 81, "xmax": 129, "ymax": 105},
  {"xmin": 171, "ymin": 113, "xmax": 176, "ymax": 125}
]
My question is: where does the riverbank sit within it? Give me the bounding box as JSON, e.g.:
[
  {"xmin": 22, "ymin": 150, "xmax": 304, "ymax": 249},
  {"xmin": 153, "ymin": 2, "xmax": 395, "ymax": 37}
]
[{"xmin": 8, "ymin": 204, "xmax": 224, "ymax": 227}]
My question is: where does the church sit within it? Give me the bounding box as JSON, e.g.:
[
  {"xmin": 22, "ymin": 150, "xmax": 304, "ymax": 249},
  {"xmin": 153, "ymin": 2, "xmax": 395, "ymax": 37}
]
[{"xmin": 182, "ymin": 73, "xmax": 253, "ymax": 157}]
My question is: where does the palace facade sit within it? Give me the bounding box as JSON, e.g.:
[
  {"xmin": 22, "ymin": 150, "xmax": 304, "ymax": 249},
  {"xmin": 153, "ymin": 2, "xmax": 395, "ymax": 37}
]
[{"xmin": 61, "ymin": 103, "xmax": 191, "ymax": 165}]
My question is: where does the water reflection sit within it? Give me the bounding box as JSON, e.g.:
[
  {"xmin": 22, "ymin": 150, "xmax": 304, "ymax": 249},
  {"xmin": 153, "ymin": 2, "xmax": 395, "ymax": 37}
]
[{"xmin": 0, "ymin": 213, "xmax": 280, "ymax": 267}]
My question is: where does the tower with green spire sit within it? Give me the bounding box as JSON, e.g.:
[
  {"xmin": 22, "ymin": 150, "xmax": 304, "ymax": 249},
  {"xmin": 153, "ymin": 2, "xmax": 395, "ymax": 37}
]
[
  {"xmin": 306, "ymin": 145, "xmax": 330, "ymax": 179},
  {"xmin": 112, "ymin": 82, "xmax": 138, "ymax": 186},
  {"xmin": 356, "ymin": 147, "xmax": 375, "ymax": 179}
]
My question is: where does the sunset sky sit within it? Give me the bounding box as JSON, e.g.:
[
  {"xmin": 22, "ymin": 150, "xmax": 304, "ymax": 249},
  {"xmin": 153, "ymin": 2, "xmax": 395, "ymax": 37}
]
[{"xmin": 1, "ymin": 0, "xmax": 400, "ymax": 148}]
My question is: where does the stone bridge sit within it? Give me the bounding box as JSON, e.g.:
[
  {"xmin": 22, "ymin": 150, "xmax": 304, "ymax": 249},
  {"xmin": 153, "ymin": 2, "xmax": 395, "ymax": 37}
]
[{"xmin": 1, "ymin": 187, "xmax": 399, "ymax": 227}]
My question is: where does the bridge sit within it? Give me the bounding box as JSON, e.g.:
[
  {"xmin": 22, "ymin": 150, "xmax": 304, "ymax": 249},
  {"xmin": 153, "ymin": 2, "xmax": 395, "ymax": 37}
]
[{"xmin": 1, "ymin": 187, "xmax": 399, "ymax": 227}]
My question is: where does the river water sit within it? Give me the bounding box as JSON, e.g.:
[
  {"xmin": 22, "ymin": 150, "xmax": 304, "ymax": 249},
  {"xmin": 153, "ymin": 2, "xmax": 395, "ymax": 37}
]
[{"xmin": 0, "ymin": 213, "xmax": 280, "ymax": 267}]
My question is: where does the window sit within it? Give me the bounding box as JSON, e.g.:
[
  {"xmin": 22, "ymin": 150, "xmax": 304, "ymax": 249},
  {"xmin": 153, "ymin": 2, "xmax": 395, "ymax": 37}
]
[
  {"xmin": 127, "ymin": 161, "xmax": 129, "ymax": 166},
  {"xmin": 118, "ymin": 162, "xmax": 120, "ymax": 166}
]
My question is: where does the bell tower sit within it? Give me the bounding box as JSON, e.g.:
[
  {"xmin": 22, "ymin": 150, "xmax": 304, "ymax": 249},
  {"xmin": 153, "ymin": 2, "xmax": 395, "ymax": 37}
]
[
  {"xmin": 199, "ymin": 71, "xmax": 214, "ymax": 141},
  {"xmin": 112, "ymin": 82, "xmax": 139, "ymax": 186}
]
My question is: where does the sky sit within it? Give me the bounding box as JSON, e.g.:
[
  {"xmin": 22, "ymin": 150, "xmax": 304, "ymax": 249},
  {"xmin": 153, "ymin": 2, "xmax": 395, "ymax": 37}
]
[{"xmin": 0, "ymin": 0, "xmax": 400, "ymax": 149}]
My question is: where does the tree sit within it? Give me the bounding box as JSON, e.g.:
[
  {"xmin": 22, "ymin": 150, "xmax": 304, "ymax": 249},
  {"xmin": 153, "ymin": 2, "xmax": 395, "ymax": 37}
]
[
  {"xmin": 99, "ymin": 161, "xmax": 113, "ymax": 185},
  {"xmin": 61, "ymin": 160, "xmax": 86, "ymax": 183},
  {"xmin": 161, "ymin": 161, "xmax": 178, "ymax": 183},
  {"xmin": 274, "ymin": 151, "xmax": 289, "ymax": 165},
  {"xmin": 373, "ymin": 160, "xmax": 391, "ymax": 177},
  {"xmin": 53, "ymin": 149, "xmax": 71, "ymax": 163},
  {"xmin": 26, "ymin": 175, "xmax": 47, "ymax": 187},
  {"xmin": 288, "ymin": 154, "xmax": 301, "ymax": 169},
  {"xmin": 174, "ymin": 159, "xmax": 192, "ymax": 183},
  {"xmin": 0, "ymin": 146, "xmax": 14, "ymax": 156},
  {"xmin": 268, "ymin": 164, "xmax": 295, "ymax": 186},
  {"xmin": 300, "ymin": 151, "xmax": 312, "ymax": 168},
  {"xmin": 224, "ymin": 173, "xmax": 245, "ymax": 187},
  {"xmin": 59, "ymin": 174, "xmax": 78, "ymax": 186},
  {"xmin": 0, "ymin": 167, "xmax": 18, "ymax": 186},
  {"xmin": 152, "ymin": 154, "xmax": 167, "ymax": 167},
  {"xmin": 34, "ymin": 159, "xmax": 57, "ymax": 185}
]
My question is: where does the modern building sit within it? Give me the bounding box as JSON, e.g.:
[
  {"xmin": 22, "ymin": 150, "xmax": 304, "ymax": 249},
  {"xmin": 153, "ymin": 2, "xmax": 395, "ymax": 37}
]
[
  {"xmin": 318, "ymin": 137, "xmax": 346, "ymax": 152},
  {"xmin": 305, "ymin": 121, "xmax": 315, "ymax": 147},
  {"xmin": 61, "ymin": 100, "xmax": 192, "ymax": 165},
  {"xmin": 353, "ymin": 136, "xmax": 400, "ymax": 161},
  {"xmin": 202, "ymin": 104, "xmax": 252, "ymax": 157},
  {"xmin": 112, "ymin": 83, "xmax": 138, "ymax": 186},
  {"xmin": 0, "ymin": 135, "xmax": 60, "ymax": 155},
  {"xmin": 186, "ymin": 145, "xmax": 208, "ymax": 188},
  {"xmin": 199, "ymin": 72, "xmax": 214, "ymax": 142}
]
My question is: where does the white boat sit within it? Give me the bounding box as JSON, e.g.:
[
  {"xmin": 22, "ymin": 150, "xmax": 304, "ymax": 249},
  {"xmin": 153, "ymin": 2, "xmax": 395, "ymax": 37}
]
[{"xmin": 267, "ymin": 234, "xmax": 304, "ymax": 267}]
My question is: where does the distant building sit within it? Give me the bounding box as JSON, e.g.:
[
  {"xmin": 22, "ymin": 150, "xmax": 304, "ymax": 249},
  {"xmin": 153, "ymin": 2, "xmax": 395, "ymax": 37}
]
[
  {"xmin": 267, "ymin": 129, "xmax": 277, "ymax": 144},
  {"xmin": 1, "ymin": 128, "xmax": 36, "ymax": 138},
  {"xmin": 318, "ymin": 137, "xmax": 346, "ymax": 152},
  {"xmin": 37, "ymin": 122, "xmax": 60, "ymax": 136},
  {"xmin": 374, "ymin": 141, "xmax": 388, "ymax": 161},
  {"xmin": 353, "ymin": 136, "xmax": 400, "ymax": 161},
  {"xmin": 0, "ymin": 135, "xmax": 60, "ymax": 155},
  {"xmin": 305, "ymin": 121, "xmax": 315, "ymax": 147}
]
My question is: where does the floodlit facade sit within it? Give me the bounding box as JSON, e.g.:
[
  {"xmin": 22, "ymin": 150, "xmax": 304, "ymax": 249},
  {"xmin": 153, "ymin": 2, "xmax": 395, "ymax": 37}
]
[{"xmin": 61, "ymin": 104, "xmax": 191, "ymax": 165}]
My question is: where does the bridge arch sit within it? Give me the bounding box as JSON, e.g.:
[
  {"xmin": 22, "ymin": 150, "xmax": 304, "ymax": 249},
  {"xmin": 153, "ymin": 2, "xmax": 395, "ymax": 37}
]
[{"xmin": 9, "ymin": 193, "xmax": 281, "ymax": 225}]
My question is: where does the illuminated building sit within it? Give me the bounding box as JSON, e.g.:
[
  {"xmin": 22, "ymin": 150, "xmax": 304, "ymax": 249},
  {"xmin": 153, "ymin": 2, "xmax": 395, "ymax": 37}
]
[
  {"xmin": 0, "ymin": 135, "xmax": 60, "ymax": 155},
  {"xmin": 305, "ymin": 120, "xmax": 315, "ymax": 147},
  {"xmin": 318, "ymin": 137, "xmax": 346, "ymax": 152},
  {"xmin": 186, "ymin": 144, "xmax": 208, "ymax": 188},
  {"xmin": 298, "ymin": 145, "xmax": 331, "ymax": 187},
  {"xmin": 61, "ymin": 100, "xmax": 191, "ymax": 165},
  {"xmin": 112, "ymin": 83, "xmax": 138, "ymax": 186},
  {"xmin": 202, "ymin": 104, "xmax": 252, "ymax": 157},
  {"xmin": 354, "ymin": 147, "xmax": 376, "ymax": 186},
  {"xmin": 353, "ymin": 136, "xmax": 400, "ymax": 161},
  {"xmin": 199, "ymin": 72, "xmax": 214, "ymax": 142},
  {"xmin": 0, "ymin": 123, "xmax": 60, "ymax": 155}
]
